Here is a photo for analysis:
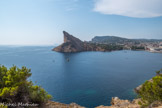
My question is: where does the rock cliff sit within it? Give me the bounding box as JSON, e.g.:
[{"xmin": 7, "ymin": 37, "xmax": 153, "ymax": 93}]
[
  {"xmin": 96, "ymin": 97, "xmax": 162, "ymax": 108},
  {"xmin": 53, "ymin": 31, "xmax": 111, "ymax": 52},
  {"xmin": 53, "ymin": 31, "xmax": 84, "ymax": 52}
]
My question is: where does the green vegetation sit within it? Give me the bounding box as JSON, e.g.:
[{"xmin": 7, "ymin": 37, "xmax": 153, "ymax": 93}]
[
  {"xmin": 98, "ymin": 44, "xmax": 123, "ymax": 51},
  {"xmin": 89, "ymin": 43, "xmax": 123, "ymax": 51},
  {"xmin": 138, "ymin": 70, "xmax": 162, "ymax": 107},
  {"xmin": 131, "ymin": 46, "xmax": 145, "ymax": 50},
  {"xmin": 0, "ymin": 105, "xmax": 7, "ymax": 108},
  {"xmin": 156, "ymin": 69, "xmax": 162, "ymax": 76},
  {"xmin": 0, "ymin": 65, "xmax": 52, "ymax": 107}
]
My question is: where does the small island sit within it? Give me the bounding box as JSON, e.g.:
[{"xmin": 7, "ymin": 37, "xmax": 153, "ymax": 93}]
[{"xmin": 53, "ymin": 31, "xmax": 162, "ymax": 53}]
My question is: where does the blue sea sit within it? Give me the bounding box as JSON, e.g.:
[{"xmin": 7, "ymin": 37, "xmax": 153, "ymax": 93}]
[{"xmin": 0, "ymin": 46, "xmax": 162, "ymax": 108}]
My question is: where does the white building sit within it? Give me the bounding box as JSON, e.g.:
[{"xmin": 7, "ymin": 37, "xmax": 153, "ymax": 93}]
[{"xmin": 159, "ymin": 42, "xmax": 162, "ymax": 48}]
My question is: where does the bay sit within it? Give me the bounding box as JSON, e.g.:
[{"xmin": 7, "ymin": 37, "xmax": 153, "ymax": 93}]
[{"xmin": 0, "ymin": 46, "xmax": 162, "ymax": 108}]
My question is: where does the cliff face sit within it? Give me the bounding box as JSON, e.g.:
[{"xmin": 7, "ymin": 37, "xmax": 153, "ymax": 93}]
[
  {"xmin": 53, "ymin": 31, "xmax": 84, "ymax": 52},
  {"xmin": 53, "ymin": 31, "xmax": 106, "ymax": 52}
]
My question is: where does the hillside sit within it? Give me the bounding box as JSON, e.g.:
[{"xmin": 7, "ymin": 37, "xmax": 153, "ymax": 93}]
[
  {"xmin": 91, "ymin": 36, "xmax": 130, "ymax": 44},
  {"xmin": 91, "ymin": 36, "xmax": 162, "ymax": 44}
]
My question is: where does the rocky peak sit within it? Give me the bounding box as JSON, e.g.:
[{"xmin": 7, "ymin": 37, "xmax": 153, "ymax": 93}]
[
  {"xmin": 63, "ymin": 31, "xmax": 71, "ymax": 43},
  {"xmin": 53, "ymin": 31, "xmax": 84, "ymax": 52},
  {"xmin": 63, "ymin": 31, "xmax": 83, "ymax": 44}
]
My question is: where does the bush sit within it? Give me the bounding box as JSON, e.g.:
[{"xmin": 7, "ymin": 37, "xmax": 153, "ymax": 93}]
[
  {"xmin": 0, "ymin": 105, "xmax": 7, "ymax": 108},
  {"xmin": 131, "ymin": 46, "xmax": 145, "ymax": 50},
  {"xmin": 0, "ymin": 65, "xmax": 52, "ymax": 106},
  {"xmin": 138, "ymin": 71, "xmax": 162, "ymax": 107}
]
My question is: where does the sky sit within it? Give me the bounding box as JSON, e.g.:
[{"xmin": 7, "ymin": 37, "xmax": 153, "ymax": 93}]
[{"xmin": 0, "ymin": 0, "xmax": 162, "ymax": 45}]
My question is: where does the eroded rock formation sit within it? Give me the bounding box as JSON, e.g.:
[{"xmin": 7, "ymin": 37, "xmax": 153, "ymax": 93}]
[
  {"xmin": 53, "ymin": 31, "xmax": 84, "ymax": 52},
  {"xmin": 53, "ymin": 31, "xmax": 107, "ymax": 52}
]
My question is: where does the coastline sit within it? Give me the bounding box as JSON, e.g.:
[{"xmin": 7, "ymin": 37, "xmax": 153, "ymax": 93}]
[
  {"xmin": 42, "ymin": 74, "xmax": 162, "ymax": 108},
  {"xmin": 42, "ymin": 97, "xmax": 162, "ymax": 108}
]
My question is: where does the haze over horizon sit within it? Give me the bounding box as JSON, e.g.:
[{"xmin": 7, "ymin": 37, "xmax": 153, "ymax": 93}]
[{"xmin": 0, "ymin": 0, "xmax": 162, "ymax": 45}]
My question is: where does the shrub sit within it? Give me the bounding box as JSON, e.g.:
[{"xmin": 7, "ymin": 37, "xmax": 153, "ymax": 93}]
[
  {"xmin": 0, "ymin": 65, "xmax": 52, "ymax": 106},
  {"xmin": 138, "ymin": 71, "xmax": 162, "ymax": 107}
]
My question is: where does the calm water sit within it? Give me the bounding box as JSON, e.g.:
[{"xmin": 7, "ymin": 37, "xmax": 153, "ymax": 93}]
[{"xmin": 0, "ymin": 46, "xmax": 162, "ymax": 108}]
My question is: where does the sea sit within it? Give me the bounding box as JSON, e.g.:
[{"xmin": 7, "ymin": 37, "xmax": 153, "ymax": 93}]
[{"xmin": 0, "ymin": 46, "xmax": 162, "ymax": 108}]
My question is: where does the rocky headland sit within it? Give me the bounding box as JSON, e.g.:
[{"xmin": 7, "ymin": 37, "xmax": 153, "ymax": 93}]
[
  {"xmin": 53, "ymin": 31, "xmax": 85, "ymax": 52},
  {"xmin": 53, "ymin": 31, "xmax": 123, "ymax": 52},
  {"xmin": 53, "ymin": 31, "xmax": 162, "ymax": 53}
]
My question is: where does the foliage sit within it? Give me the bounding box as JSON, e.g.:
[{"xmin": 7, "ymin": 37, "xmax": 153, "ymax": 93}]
[
  {"xmin": 0, "ymin": 105, "xmax": 7, "ymax": 108},
  {"xmin": 131, "ymin": 46, "xmax": 145, "ymax": 50},
  {"xmin": 156, "ymin": 69, "xmax": 162, "ymax": 76},
  {"xmin": 138, "ymin": 70, "xmax": 162, "ymax": 107},
  {"xmin": 0, "ymin": 65, "xmax": 52, "ymax": 105},
  {"xmin": 89, "ymin": 43, "xmax": 123, "ymax": 51},
  {"xmin": 98, "ymin": 44, "xmax": 123, "ymax": 51}
]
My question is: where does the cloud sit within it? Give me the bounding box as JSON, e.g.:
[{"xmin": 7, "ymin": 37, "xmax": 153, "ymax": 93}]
[{"xmin": 94, "ymin": 0, "xmax": 162, "ymax": 18}]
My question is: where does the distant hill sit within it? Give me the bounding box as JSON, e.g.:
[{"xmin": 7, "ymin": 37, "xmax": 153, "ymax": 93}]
[
  {"xmin": 91, "ymin": 36, "xmax": 162, "ymax": 44},
  {"xmin": 91, "ymin": 36, "xmax": 130, "ymax": 44}
]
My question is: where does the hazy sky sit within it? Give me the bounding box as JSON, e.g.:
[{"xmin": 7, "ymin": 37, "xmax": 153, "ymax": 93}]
[{"xmin": 0, "ymin": 0, "xmax": 162, "ymax": 45}]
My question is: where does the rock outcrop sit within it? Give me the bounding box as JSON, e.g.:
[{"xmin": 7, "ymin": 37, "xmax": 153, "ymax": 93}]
[
  {"xmin": 53, "ymin": 31, "xmax": 85, "ymax": 52},
  {"xmin": 39, "ymin": 98, "xmax": 162, "ymax": 108},
  {"xmin": 96, "ymin": 97, "xmax": 162, "ymax": 108},
  {"xmin": 39, "ymin": 101, "xmax": 85, "ymax": 108},
  {"xmin": 96, "ymin": 97, "xmax": 141, "ymax": 108},
  {"xmin": 53, "ymin": 31, "xmax": 110, "ymax": 52}
]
